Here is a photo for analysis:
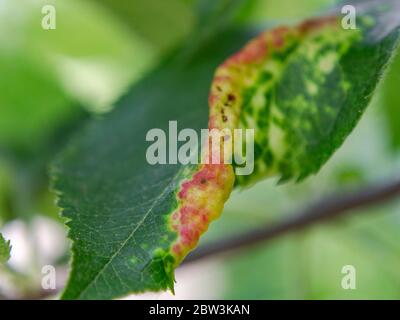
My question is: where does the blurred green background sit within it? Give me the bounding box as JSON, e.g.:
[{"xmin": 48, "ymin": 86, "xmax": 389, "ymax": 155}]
[{"xmin": 0, "ymin": 0, "xmax": 399, "ymax": 299}]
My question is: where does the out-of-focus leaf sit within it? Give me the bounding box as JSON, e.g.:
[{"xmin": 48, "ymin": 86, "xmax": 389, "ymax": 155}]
[
  {"xmin": 240, "ymin": 0, "xmax": 336, "ymax": 23},
  {"xmin": 0, "ymin": 47, "xmax": 89, "ymax": 222},
  {"xmin": 0, "ymin": 163, "xmax": 12, "ymax": 223},
  {"xmin": 96, "ymin": 0, "xmax": 194, "ymax": 53},
  {"xmin": 193, "ymin": 0, "xmax": 256, "ymax": 41},
  {"xmin": 382, "ymin": 48, "xmax": 400, "ymax": 151},
  {"xmin": 0, "ymin": 0, "xmax": 149, "ymax": 221},
  {"xmin": 0, "ymin": 0, "xmax": 155, "ymax": 113},
  {"xmin": 0, "ymin": 53, "xmax": 82, "ymax": 157},
  {"xmin": 0, "ymin": 233, "xmax": 11, "ymax": 264}
]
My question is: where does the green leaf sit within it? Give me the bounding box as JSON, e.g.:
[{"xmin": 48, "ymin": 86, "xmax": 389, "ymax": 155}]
[
  {"xmin": 211, "ymin": 7, "xmax": 400, "ymax": 184},
  {"xmin": 0, "ymin": 233, "xmax": 11, "ymax": 264},
  {"xmin": 54, "ymin": 21, "xmax": 251, "ymax": 303},
  {"xmin": 53, "ymin": 0, "xmax": 400, "ymax": 299},
  {"xmin": 240, "ymin": 0, "xmax": 336, "ymax": 22},
  {"xmin": 382, "ymin": 47, "xmax": 400, "ymax": 151},
  {"xmin": 54, "ymin": 31, "xmax": 250, "ymax": 299},
  {"xmin": 94, "ymin": 0, "xmax": 194, "ymax": 53}
]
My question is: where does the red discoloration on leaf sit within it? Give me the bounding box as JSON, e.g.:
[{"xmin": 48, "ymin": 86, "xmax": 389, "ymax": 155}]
[
  {"xmin": 169, "ymin": 15, "xmax": 341, "ymax": 265},
  {"xmin": 214, "ymin": 76, "xmax": 231, "ymax": 83},
  {"xmin": 299, "ymin": 16, "xmax": 338, "ymax": 33},
  {"xmin": 208, "ymin": 16, "xmax": 339, "ymax": 130},
  {"xmin": 170, "ymin": 163, "xmax": 234, "ymax": 263},
  {"xmin": 208, "ymin": 115, "xmax": 217, "ymax": 129},
  {"xmin": 224, "ymin": 33, "xmax": 268, "ymax": 67},
  {"xmin": 178, "ymin": 165, "xmax": 218, "ymax": 199},
  {"xmin": 208, "ymin": 94, "xmax": 217, "ymax": 106},
  {"xmin": 271, "ymin": 26, "xmax": 290, "ymax": 48}
]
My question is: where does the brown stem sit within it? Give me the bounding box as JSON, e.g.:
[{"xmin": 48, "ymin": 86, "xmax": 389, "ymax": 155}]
[{"xmin": 183, "ymin": 178, "xmax": 400, "ymax": 264}]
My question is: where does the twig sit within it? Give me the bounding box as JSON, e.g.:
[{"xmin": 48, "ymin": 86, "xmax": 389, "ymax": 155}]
[
  {"xmin": 5, "ymin": 179, "xmax": 400, "ymax": 299},
  {"xmin": 184, "ymin": 178, "xmax": 400, "ymax": 264}
]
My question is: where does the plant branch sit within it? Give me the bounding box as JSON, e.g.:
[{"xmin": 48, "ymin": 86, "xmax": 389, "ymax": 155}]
[{"xmin": 184, "ymin": 178, "xmax": 400, "ymax": 264}]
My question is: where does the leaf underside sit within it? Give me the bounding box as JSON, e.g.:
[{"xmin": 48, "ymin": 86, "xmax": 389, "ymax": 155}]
[{"xmin": 53, "ymin": 0, "xmax": 400, "ymax": 299}]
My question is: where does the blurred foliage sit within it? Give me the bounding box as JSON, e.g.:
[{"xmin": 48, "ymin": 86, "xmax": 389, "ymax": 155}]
[
  {"xmin": 222, "ymin": 206, "xmax": 400, "ymax": 299},
  {"xmin": 382, "ymin": 48, "xmax": 400, "ymax": 152},
  {"xmin": 0, "ymin": 0, "xmax": 399, "ymax": 299},
  {"xmin": 0, "ymin": 233, "xmax": 11, "ymax": 264},
  {"xmin": 0, "ymin": 53, "xmax": 82, "ymax": 156},
  {"xmin": 238, "ymin": 0, "xmax": 336, "ymax": 23},
  {"xmin": 94, "ymin": 0, "xmax": 194, "ymax": 52},
  {"xmin": 0, "ymin": 0, "xmax": 163, "ymax": 222}
]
